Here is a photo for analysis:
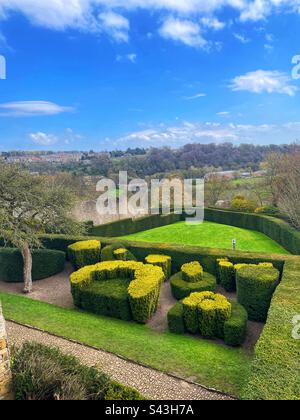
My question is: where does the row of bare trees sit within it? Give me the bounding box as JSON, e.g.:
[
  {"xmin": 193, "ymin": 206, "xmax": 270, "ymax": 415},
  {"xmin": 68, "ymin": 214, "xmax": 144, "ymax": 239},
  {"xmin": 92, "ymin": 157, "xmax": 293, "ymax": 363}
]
[{"xmin": 265, "ymin": 150, "xmax": 300, "ymax": 229}]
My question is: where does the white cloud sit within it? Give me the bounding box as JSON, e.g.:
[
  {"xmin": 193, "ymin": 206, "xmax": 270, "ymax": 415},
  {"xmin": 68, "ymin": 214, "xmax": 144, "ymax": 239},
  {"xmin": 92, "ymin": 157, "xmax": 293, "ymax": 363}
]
[
  {"xmin": 30, "ymin": 128, "xmax": 82, "ymax": 146},
  {"xmin": 201, "ymin": 17, "xmax": 225, "ymax": 30},
  {"xmin": 0, "ymin": 1, "xmax": 300, "ymax": 45},
  {"xmin": 159, "ymin": 17, "xmax": 207, "ymax": 48},
  {"xmin": 230, "ymin": 70, "xmax": 298, "ymax": 96},
  {"xmin": 240, "ymin": 0, "xmax": 271, "ymax": 21},
  {"xmin": 233, "ymin": 33, "xmax": 250, "ymax": 44},
  {"xmin": 184, "ymin": 93, "xmax": 206, "ymax": 100},
  {"xmin": 217, "ymin": 111, "xmax": 231, "ymax": 117},
  {"xmin": 0, "ymin": 101, "xmax": 74, "ymax": 117},
  {"xmin": 30, "ymin": 132, "xmax": 58, "ymax": 146},
  {"xmin": 116, "ymin": 53, "xmax": 137, "ymax": 63},
  {"xmin": 113, "ymin": 120, "xmax": 300, "ymax": 147},
  {"xmin": 99, "ymin": 11, "xmax": 130, "ymax": 42}
]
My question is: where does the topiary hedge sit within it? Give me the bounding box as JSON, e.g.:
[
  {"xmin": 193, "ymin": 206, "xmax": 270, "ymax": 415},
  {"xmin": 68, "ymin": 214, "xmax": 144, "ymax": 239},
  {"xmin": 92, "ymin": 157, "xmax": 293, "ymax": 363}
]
[
  {"xmin": 169, "ymin": 292, "xmax": 247, "ymax": 346},
  {"xmin": 170, "ymin": 271, "xmax": 216, "ymax": 300},
  {"xmin": 224, "ymin": 302, "xmax": 248, "ymax": 347},
  {"xmin": 68, "ymin": 240, "xmax": 101, "ymax": 270},
  {"xmin": 70, "ymin": 260, "xmax": 164, "ymax": 324},
  {"xmin": 196, "ymin": 292, "xmax": 231, "ymax": 339},
  {"xmin": 167, "ymin": 302, "xmax": 186, "ymax": 334},
  {"xmin": 236, "ymin": 265, "xmax": 280, "ymax": 322},
  {"xmin": 89, "ymin": 213, "xmax": 182, "ymax": 237},
  {"xmin": 181, "ymin": 262, "xmax": 203, "ymax": 283},
  {"xmin": 101, "ymin": 243, "xmax": 137, "ymax": 262},
  {"xmin": 145, "ymin": 254, "xmax": 172, "ymax": 280},
  {"xmin": 0, "ymin": 248, "xmax": 65, "ymax": 283},
  {"xmin": 182, "ymin": 292, "xmax": 232, "ymax": 337},
  {"xmin": 218, "ymin": 261, "xmax": 236, "ymax": 292},
  {"xmin": 242, "ymin": 258, "xmax": 300, "ymax": 400}
]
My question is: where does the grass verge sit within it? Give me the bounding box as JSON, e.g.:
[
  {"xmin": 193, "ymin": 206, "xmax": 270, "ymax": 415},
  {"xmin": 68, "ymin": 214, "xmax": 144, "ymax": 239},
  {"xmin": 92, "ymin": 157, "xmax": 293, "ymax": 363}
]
[{"xmin": 0, "ymin": 291, "xmax": 251, "ymax": 397}]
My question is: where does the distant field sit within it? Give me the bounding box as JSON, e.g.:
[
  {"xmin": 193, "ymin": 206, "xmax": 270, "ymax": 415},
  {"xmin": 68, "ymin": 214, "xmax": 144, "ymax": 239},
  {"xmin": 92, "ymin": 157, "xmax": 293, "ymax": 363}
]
[{"xmin": 121, "ymin": 221, "xmax": 289, "ymax": 254}]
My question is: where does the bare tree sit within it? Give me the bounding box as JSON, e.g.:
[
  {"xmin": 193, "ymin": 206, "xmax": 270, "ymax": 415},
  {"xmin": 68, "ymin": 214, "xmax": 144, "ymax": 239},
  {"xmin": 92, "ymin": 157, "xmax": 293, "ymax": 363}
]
[
  {"xmin": 205, "ymin": 175, "xmax": 230, "ymax": 207},
  {"xmin": 0, "ymin": 163, "xmax": 84, "ymax": 293},
  {"xmin": 275, "ymin": 153, "xmax": 300, "ymax": 229}
]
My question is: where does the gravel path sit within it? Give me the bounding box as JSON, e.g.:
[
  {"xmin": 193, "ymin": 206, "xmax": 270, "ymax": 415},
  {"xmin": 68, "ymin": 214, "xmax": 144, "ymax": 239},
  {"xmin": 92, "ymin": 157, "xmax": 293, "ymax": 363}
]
[
  {"xmin": 0, "ymin": 263, "xmax": 74, "ymax": 308},
  {"xmin": 6, "ymin": 321, "xmax": 233, "ymax": 401}
]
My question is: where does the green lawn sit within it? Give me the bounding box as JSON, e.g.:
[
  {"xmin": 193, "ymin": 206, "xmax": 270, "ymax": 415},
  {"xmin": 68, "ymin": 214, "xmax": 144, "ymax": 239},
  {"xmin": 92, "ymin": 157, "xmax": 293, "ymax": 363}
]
[
  {"xmin": 121, "ymin": 221, "xmax": 289, "ymax": 254},
  {"xmin": 0, "ymin": 292, "xmax": 251, "ymax": 397}
]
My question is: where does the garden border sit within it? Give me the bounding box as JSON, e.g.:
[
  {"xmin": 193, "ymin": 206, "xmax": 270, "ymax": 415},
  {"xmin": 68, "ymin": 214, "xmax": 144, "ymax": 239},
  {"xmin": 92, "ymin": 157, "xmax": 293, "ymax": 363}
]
[{"xmin": 35, "ymin": 234, "xmax": 300, "ymax": 400}]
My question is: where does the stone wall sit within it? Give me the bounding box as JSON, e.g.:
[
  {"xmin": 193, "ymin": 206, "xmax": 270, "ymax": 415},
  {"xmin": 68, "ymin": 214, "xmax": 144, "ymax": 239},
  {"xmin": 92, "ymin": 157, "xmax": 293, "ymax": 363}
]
[{"xmin": 0, "ymin": 303, "xmax": 12, "ymax": 400}]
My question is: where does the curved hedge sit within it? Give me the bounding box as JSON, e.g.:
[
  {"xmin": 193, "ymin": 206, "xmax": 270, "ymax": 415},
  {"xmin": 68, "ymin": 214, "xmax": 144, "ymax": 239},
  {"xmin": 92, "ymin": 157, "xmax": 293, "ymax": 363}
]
[
  {"xmin": 70, "ymin": 260, "xmax": 164, "ymax": 324},
  {"xmin": 170, "ymin": 271, "xmax": 216, "ymax": 300},
  {"xmin": 101, "ymin": 243, "xmax": 137, "ymax": 262},
  {"xmin": 145, "ymin": 254, "xmax": 172, "ymax": 280},
  {"xmin": 90, "ymin": 213, "xmax": 182, "ymax": 237},
  {"xmin": 205, "ymin": 208, "xmax": 300, "ymax": 255},
  {"xmin": 0, "ymin": 248, "xmax": 65, "ymax": 283},
  {"xmin": 236, "ymin": 265, "xmax": 280, "ymax": 322},
  {"xmin": 68, "ymin": 240, "xmax": 101, "ymax": 269},
  {"xmin": 168, "ymin": 292, "xmax": 247, "ymax": 346}
]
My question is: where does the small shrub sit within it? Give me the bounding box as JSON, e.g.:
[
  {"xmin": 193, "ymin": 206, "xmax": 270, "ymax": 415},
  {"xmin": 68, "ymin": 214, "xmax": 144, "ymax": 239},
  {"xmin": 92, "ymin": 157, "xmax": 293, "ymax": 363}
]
[
  {"xmin": 101, "ymin": 243, "xmax": 125, "ymax": 261},
  {"xmin": 255, "ymin": 206, "xmax": 279, "ymax": 216},
  {"xmin": 170, "ymin": 271, "xmax": 216, "ymax": 300},
  {"xmin": 113, "ymin": 248, "xmax": 137, "ymax": 262},
  {"xmin": 68, "ymin": 240, "xmax": 101, "ymax": 270},
  {"xmin": 218, "ymin": 261, "xmax": 236, "ymax": 292},
  {"xmin": 230, "ymin": 196, "xmax": 256, "ymax": 213},
  {"xmin": 167, "ymin": 302, "xmax": 185, "ymax": 334},
  {"xmin": 236, "ymin": 265, "xmax": 280, "ymax": 322},
  {"xmin": 181, "ymin": 262, "xmax": 203, "ymax": 283},
  {"xmin": 224, "ymin": 302, "xmax": 248, "ymax": 347},
  {"xmin": 145, "ymin": 254, "xmax": 172, "ymax": 280},
  {"xmin": 11, "ymin": 342, "xmax": 143, "ymax": 400}
]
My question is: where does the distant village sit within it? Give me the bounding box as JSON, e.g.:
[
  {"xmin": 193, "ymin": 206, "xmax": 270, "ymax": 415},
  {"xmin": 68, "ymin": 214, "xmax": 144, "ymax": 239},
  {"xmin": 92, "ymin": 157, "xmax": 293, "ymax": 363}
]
[{"xmin": 0, "ymin": 151, "xmax": 84, "ymax": 164}]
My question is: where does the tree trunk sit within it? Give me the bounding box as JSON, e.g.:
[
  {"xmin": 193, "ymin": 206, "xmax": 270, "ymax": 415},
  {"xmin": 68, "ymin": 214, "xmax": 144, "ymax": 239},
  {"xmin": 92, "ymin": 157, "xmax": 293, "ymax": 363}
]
[{"xmin": 21, "ymin": 243, "xmax": 33, "ymax": 294}]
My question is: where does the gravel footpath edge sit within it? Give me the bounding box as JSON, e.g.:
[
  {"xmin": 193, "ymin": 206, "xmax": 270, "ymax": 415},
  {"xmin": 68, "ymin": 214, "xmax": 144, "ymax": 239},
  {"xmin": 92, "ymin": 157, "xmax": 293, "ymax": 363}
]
[{"xmin": 6, "ymin": 320, "xmax": 235, "ymax": 401}]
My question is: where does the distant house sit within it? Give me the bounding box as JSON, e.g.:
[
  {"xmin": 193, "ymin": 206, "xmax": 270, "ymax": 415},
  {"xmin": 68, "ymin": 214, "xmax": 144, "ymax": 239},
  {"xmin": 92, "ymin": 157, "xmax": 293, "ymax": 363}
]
[
  {"xmin": 241, "ymin": 172, "xmax": 251, "ymax": 178},
  {"xmin": 215, "ymin": 200, "xmax": 230, "ymax": 209}
]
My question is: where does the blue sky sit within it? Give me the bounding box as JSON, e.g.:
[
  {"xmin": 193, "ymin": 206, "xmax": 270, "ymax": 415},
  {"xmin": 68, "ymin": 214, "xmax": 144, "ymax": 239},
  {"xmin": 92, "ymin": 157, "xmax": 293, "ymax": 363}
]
[{"xmin": 0, "ymin": 0, "xmax": 300, "ymax": 151}]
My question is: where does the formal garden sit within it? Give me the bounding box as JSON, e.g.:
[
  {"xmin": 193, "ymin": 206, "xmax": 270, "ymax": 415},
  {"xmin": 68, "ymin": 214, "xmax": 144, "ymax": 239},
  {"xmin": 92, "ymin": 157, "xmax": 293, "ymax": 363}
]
[{"xmin": 0, "ymin": 207, "xmax": 299, "ymax": 400}]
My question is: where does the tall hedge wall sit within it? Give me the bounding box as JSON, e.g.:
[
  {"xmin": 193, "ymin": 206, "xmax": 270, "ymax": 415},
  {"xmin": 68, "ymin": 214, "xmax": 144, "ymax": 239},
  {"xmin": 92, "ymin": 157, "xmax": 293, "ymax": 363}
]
[
  {"xmin": 0, "ymin": 248, "xmax": 66, "ymax": 283},
  {"xmin": 204, "ymin": 208, "xmax": 300, "ymax": 255},
  {"xmin": 88, "ymin": 208, "xmax": 300, "ymax": 255},
  {"xmin": 89, "ymin": 213, "xmax": 182, "ymax": 237},
  {"xmin": 242, "ymin": 258, "xmax": 300, "ymax": 400},
  {"xmin": 31, "ymin": 234, "xmax": 285, "ymax": 276}
]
